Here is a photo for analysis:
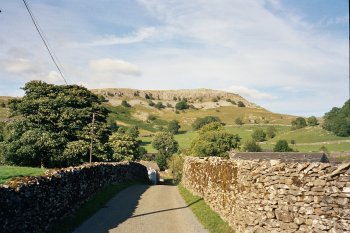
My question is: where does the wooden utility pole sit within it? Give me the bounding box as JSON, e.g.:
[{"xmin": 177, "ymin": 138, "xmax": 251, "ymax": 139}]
[{"xmin": 89, "ymin": 112, "xmax": 95, "ymax": 163}]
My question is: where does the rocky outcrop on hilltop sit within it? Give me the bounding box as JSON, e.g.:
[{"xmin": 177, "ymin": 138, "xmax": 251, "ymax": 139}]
[{"xmin": 91, "ymin": 88, "xmax": 259, "ymax": 108}]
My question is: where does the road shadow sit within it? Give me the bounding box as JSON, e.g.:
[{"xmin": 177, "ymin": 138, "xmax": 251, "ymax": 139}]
[
  {"xmin": 129, "ymin": 197, "xmax": 203, "ymax": 219},
  {"xmin": 73, "ymin": 184, "xmax": 149, "ymax": 233}
]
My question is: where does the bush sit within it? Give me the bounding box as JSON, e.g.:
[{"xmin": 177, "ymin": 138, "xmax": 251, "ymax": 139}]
[
  {"xmin": 0, "ymin": 103, "xmax": 6, "ymax": 108},
  {"xmin": 307, "ymin": 116, "xmax": 318, "ymax": 126},
  {"xmin": 168, "ymin": 120, "xmax": 181, "ymax": 134},
  {"xmin": 121, "ymin": 100, "xmax": 131, "ymax": 108},
  {"xmin": 226, "ymin": 99, "xmax": 236, "ymax": 105},
  {"xmin": 273, "ymin": 140, "xmax": 293, "ymax": 152},
  {"xmin": 156, "ymin": 153, "xmax": 167, "ymax": 171},
  {"xmin": 155, "ymin": 102, "xmax": 165, "ymax": 110},
  {"xmin": 266, "ymin": 126, "xmax": 277, "ymax": 138},
  {"xmin": 234, "ymin": 118, "xmax": 243, "ymax": 125},
  {"xmin": 192, "ymin": 116, "xmax": 222, "ymax": 130},
  {"xmin": 291, "ymin": 117, "xmax": 307, "ymax": 130},
  {"xmin": 175, "ymin": 100, "xmax": 189, "ymax": 110},
  {"xmin": 237, "ymin": 101, "xmax": 245, "ymax": 107},
  {"xmin": 212, "ymin": 97, "xmax": 219, "ymax": 102},
  {"xmin": 251, "ymin": 129, "xmax": 266, "ymax": 142},
  {"xmin": 167, "ymin": 154, "xmax": 185, "ymax": 184},
  {"xmin": 243, "ymin": 140, "xmax": 262, "ymax": 152},
  {"xmin": 147, "ymin": 115, "xmax": 157, "ymax": 121},
  {"xmin": 147, "ymin": 100, "xmax": 155, "ymax": 107},
  {"xmin": 127, "ymin": 126, "xmax": 139, "ymax": 138}
]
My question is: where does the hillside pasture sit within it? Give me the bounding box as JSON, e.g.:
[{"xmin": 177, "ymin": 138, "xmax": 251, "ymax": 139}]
[{"xmin": 0, "ymin": 166, "xmax": 46, "ymax": 184}]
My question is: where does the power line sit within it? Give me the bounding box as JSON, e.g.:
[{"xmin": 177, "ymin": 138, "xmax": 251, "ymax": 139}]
[{"xmin": 22, "ymin": 0, "xmax": 68, "ymax": 85}]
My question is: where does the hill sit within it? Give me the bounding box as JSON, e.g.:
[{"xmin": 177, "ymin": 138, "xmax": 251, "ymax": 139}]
[{"xmin": 92, "ymin": 88, "xmax": 295, "ymax": 132}]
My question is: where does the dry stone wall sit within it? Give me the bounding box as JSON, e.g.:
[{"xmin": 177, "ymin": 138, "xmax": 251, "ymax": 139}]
[
  {"xmin": 182, "ymin": 157, "xmax": 350, "ymax": 233},
  {"xmin": 0, "ymin": 162, "xmax": 148, "ymax": 233}
]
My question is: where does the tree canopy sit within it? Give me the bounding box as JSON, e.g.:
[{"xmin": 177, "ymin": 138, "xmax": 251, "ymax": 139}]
[
  {"xmin": 175, "ymin": 100, "xmax": 189, "ymax": 110},
  {"xmin": 273, "ymin": 140, "xmax": 293, "ymax": 152},
  {"xmin": 190, "ymin": 126, "xmax": 240, "ymax": 157},
  {"xmin": 3, "ymin": 81, "xmax": 110, "ymax": 167},
  {"xmin": 323, "ymin": 100, "xmax": 350, "ymax": 137},
  {"xmin": 192, "ymin": 116, "xmax": 222, "ymax": 130},
  {"xmin": 168, "ymin": 120, "xmax": 181, "ymax": 134},
  {"xmin": 291, "ymin": 117, "xmax": 307, "ymax": 130}
]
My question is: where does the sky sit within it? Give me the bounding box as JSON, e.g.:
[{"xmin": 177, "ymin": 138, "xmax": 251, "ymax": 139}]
[{"xmin": 0, "ymin": 0, "xmax": 348, "ymax": 116}]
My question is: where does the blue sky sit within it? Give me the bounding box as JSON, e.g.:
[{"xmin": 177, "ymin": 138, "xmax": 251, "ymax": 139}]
[{"xmin": 0, "ymin": 0, "xmax": 348, "ymax": 116}]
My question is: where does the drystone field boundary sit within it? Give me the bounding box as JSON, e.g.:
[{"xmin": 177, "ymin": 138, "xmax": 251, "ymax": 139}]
[
  {"xmin": 0, "ymin": 162, "xmax": 148, "ymax": 233},
  {"xmin": 182, "ymin": 157, "xmax": 350, "ymax": 233}
]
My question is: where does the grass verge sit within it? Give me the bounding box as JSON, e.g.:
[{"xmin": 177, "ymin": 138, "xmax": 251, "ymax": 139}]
[
  {"xmin": 178, "ymin": 184, "xmax": 234, "ymax": 233},
  {"xmin": 49, "ymin": 182, "xmax": 136, "ymax": 233},
  {"xmin": 0, "ymin": 166, "xmax": 46, "ymax": 184}
]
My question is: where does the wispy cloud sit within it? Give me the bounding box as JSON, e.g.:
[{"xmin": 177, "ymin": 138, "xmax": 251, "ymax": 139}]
[
  {"xmin": 89, "ymin": 58, "xmax": 141, "ymax": 76},
  {"xmin": 71, "ymin": 27, "xmax": 156, "ymax": 47},
  {"xmin": 1, "ymin": 58, "xmax": 41, "ymax": 74}
]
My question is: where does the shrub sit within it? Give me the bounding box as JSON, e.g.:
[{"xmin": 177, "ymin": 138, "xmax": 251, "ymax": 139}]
[
  {"xmin": 266, "ymin": 126, "xmax": 277, "ymax": 138},
  {"xmin": 251, "ymin": 129, "xmax": 266, "ymax": 142},
  {"xmin": 243, "ymin": 140, "xmax": 262, "ymax": 152},
  {"xmin": 147, "ymin": 100, "xmax": 155, "ymax": 107},
  {"xmin": 212, "ymin": 97, "xmax": 219, "ymax": 102},
  {"xmin": 307, "ymin": 116, "xmax": 318, "ymax": 126},
  {"xmin": 234, "ymin": 118, "xmax": 243, "ymax": 125},
  {"xmin": 226, "ymin": 99, "xmax": 236, "ymax": 105},
  {"xmin": 291, "ymin": 117, "xmax": 307, "ymax": 130},
  {"xmin": 175, "ymin": 100, "xmax": 189, "ymax": 110},
  {"xmin": 147, "ymin": 115, "xmax": 157, "ymax": 121},
  {"xmin": 121, "ymin": 100, "xmax": 131, "ymax": 108},
  {"xmin": 168, "ymin": 120, "xmax": 181, "ymax": 134},
  {"xmin": 237, "ymin": 101, "xmax": 245, "ymax": 107},
  {"xmin": 0, "ymin": 103, "xmax": 6, "ymax": 108},
  {"xmin": 155, "ymin": 102, "xmax": 165, "ymax": 110},
  {"xmin": 192, "ymin": 116, "xmax": 222, "ymax": 130},
  {"xmin": 273, "ymin": 140, "xmax": 293, "ymax": 152}
]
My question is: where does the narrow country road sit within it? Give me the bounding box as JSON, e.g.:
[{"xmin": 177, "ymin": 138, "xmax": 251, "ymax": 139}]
[{"xmin": 73, "ymin": 184, "xmax": 208, "ymax": 233}]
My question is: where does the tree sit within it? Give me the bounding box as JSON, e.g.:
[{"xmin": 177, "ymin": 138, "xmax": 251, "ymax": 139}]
[
  {"xmin": 152, "ymin": 132, "xmax": 179, "ymax": 170},
  {"xmin": 273, "ymin": 140, "xmax": 293, "ymax": 152},
  {"xmin": 155, "ymin": 102, "xmax": 165, "ymax": 110},
  {"xmin": 235, "ymin": 117, "xmax": 243, "ymax": 125},
  {"xmin": 108, "ymin": 132, "xmax": 142, "ymax": 161},
  {"xmin": 127, "ymin": 126, "xmax": 139, "ymax": 138},
  {"xmin": 121, "ymin": 100, "xmax": 131, "ymax": 108},
  {"xmin": 168, "ymin": 120, "xmax": 181, "ymax": 134},
  {"xmin": 291, "ymin": 117, "xmax": 307, "ymax": 130},
  {"xmin": 152, "ymin": 132, "xmax": 179, "ymax": 157},
  {"xmin": 237, "ymin": 101, "xmax": 245, "ymax": 107},
  {"xmin": 266, "ymin": 126, "xmax": 277, "ymax": 138},
  {"xmin": 190, "ymin": 127, "xmax": 240, "ymax": 157},
  {"xmin": 192, "ymin": 116, "xmax": 221, "ymax": 130},
  {"xmin": 199, "ymin": 122, "xmax": 223, "ymax": 134},
  {"xmin": 251, "ymin": 129, "xmax": 266, "ymax": 142},
  {"xmin": 307, "ymin": 116, "xmax": 318, "ymax": 126},
  {"xmin": 323, "ymin": 101, "xmax": 350, "ymax": 137},
  {"xmin": 4, "ymin": 81, "xmax": 110, "ymax": 167},
  {"xmin": 243, "ymin": 140, "xmax": 262, "ymax": 152},
  {"xmin": 175, "ymin": 100, "xmax": 189, "ymax": 110}
]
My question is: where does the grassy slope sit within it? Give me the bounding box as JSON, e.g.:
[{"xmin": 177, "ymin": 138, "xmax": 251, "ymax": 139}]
[
  {"xmin": 141, "ymin": 125, "xmax": 350, "ymax": 153},
  {"xmin": 133, "ymin": 105, "xmax": 294, "ymax": 131},
  {"xmin": 178, "ymin": 184, "xmax": 234, "ymax": 233},
  {"xmin": 0, "ymin": 166, "xmax": 46, "ymax": 184}
]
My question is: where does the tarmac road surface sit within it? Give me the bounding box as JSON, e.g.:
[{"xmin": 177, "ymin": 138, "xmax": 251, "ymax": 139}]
[{"xmin": 73, "ymin": 184, "xmax": 208, "ymax": 233}]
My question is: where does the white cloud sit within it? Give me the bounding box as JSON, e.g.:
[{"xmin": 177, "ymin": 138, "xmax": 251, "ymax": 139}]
[
  {"xmin": 89, "ymin": 58, "xmax": 141, "ymax": 76},
  {"xmin": 2, "ymin": 58, "xmax": 40, "ymax": 74},
  {"xmin": 226, "ymin": 85, "xmax": 277, "ymax": 101},
  {"xmin": 46, "ymin": 71, "xmax": 63, "ymax": 83},
  {"xmin": 72, "ymin": 27, "xmax": 156, "ymax": 47}
]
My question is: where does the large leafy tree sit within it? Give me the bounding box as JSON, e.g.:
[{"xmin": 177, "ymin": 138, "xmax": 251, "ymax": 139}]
[
  {"xmin": 108, "ymin": 132, "xmax": 142, "ymax": 161},
  {"xmin": 190, "ymin": 125, "xmax": 240, "ymax": 157},
  {"xmin": 323, "ymin": 100, "xmax": 350, "ymax": 137},
  {"xmin": 152, "ymin": 132, "xmax": 179, "ymax": 170},
  {"xmin": 3, "ymin": 81, "xmax": 110, "ymax": 167}
]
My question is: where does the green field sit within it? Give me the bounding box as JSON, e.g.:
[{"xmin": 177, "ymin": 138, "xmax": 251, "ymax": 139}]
[
  {"xmin": 140, "ymin": 125, "xmax": 350, "ymax": 153},
  {"xmin": 0, "ymin": 166, "xmax": 46, "ymax": 184}
]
